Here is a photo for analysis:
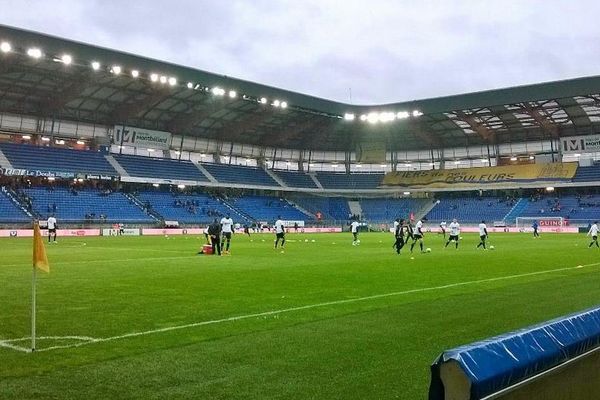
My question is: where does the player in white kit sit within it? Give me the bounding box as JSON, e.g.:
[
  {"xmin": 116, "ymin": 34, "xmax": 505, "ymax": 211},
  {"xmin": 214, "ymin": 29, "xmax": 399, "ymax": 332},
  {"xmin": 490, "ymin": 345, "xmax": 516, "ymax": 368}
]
[{"xmin": 220, "ymin": 215, "xmax": 234, "ymax": 254}]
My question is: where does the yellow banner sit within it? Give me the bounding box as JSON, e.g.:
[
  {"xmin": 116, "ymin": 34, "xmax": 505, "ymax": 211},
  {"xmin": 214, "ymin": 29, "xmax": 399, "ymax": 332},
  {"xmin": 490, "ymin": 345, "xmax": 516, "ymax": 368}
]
[{"xmin": 382, "ymin": 163, "xmax": 578, "ymax": 188}]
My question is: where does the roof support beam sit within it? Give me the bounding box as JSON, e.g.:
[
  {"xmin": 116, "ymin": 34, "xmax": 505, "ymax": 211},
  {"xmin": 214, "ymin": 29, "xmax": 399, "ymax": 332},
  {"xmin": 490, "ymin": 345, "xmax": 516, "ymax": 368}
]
[
  {"xmin": 109, "ymin": 88, "xmax": 172, "ymax": 124},
  {"xmin": 37, "ymin": 71, "xmax": 93, "ymax": 115},
  {"xmin": 454, "ymin": 111, "xmax": 495, "ymax": 142},
  {"xmin": 522, "ymin": 103, "xmax": 559, "ymax": 138}
]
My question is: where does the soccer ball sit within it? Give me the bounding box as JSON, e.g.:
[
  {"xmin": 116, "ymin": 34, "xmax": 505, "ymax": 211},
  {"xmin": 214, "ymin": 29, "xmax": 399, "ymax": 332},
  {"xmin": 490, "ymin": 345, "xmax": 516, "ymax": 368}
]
[
  {"xmin": 490, "ymin": 245, "xmax": 495, "ymax": 250},
  {"xmin": 426, "ymin": 248, "xmax": 432, "ymax": 253}
]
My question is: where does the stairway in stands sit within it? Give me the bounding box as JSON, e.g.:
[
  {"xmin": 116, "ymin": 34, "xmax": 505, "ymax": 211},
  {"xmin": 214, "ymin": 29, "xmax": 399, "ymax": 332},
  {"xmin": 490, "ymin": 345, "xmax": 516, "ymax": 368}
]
[{"xmin": 503, "ymin": 198, "xmax": 527, "ymax": 224}]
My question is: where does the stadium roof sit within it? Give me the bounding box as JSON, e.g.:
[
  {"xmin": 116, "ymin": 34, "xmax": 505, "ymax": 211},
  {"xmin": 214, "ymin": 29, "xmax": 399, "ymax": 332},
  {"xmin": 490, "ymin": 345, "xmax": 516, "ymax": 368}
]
[{"xmin": 1, "ymin": 24, "xmax": 600, "ymax": 152}]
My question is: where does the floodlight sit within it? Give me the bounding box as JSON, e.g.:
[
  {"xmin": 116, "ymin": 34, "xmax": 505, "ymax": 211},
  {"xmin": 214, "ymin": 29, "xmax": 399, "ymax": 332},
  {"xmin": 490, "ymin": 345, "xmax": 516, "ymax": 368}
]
[
  {"xmin": 211, "ymin": 87, "xmax": 225, "ymax": 96},
  {"xmin": 55, "ymin": 139, "xmax": 65, "ymax": 145},
  {"xmin": 76, "ymin": 140, "xmax": 85, "ymax": 145},
  {"xmin": 111, "ymin": 65, "xmax": 122, "ymax": 75},
  {"xmin": 454, "ymin": 160, "xmax": 461, "ymax": 164},
  {"xmin": 367, "ymin": 112, "xmax": 379, "ymax": 124},
  {"xmin": 397, "ymin": 111, "xmax": 410, "ymax": 119},
  {"xmin": 529, "ymin": 155, "xmax": 535, "ymax": 160},
  {"xmin": 344, "ymin": 113, "xmax": 355, "ymax": 121},
  {"xmin": 359, "ymin": 114, "xmax": 367, "ymax": 121},
  {"xmin": 41, "ymin": 137, "xmax": 50, "ymax": 142},
  {"xmin": 229, "ymin": 90, "xmax": 237, "ymax": 98},
  {"xmin": 403, "ymin": 191, "xmax": 411, "ymax": 196},
  {"xmin": 27, "ymin": 48, "xmax": 42, "ymax": 59},
  {"xmin": 159, "ymin": 75, "xmax": 167, "ymax": 84},
  {"xmin": 147, "ymin": 148, "xmax": 155, "ymax": 152},
  {"xmin": 22, "ymin": 135, "xmax": 31, "ymax": 140},
  {"xmin": 150, "ymin": 73, "xmax": 159, "ymax": 82},
  {"xmin": 152, "ymin": 183, "xmax": 160, "ymax": 187},
  {"xmin": 91, "ymin": 61, "xmax": 100, "ymax": 70},
  {"xmin": 573, "ymin": 153, "xmax": 581, "ymax": 157},
  {"xmin": 177, "ymin": 184, "xmax": 186, "ymax": 189},
  {"xmin": 47, "ymin": 177, "xmax": 55, "ymax": 181},
  {"xmin": 280, "ymin": 101, "xmax": 288, "ymax": 108},
  {"xmin": 510, "ymin": 156, "xmax": 517, "ymax": 161},
  {"xmin": 480, "ymin": 158, "xmax": 488, "ymax": 163},
  {"xmin": 412, "ymin": 110, "xmax": 423, "ymax": 117},
  {"xmin": 356, "ymin": 164, "xmax": 362, "ymax": 168},
  {"xmin": 259, "ymin": 97, "xmax": 267, "ymax": 104},
  {"xmin": 546, "ymin": 186, "xmax": 555, "ymax": 192},
  {"xmin": 273, "ymin": 100, "xmax": 281, "ymax": 107},
  {"xmin": 61, "ymin": 54, "xmax": 72, "ymax": 65},
  {"xmin": 186, "ymin": 82, "xmax": 193, "ymax": 89},
  {"xmin": 131, "ymin": 70, "xmax": 139, "ymax": 78},
  {"xmin": 168, "ymin": 77, "xmax": 177, "ymax": 86},
  {"xmin": 0, "ymin": 42, "xmax": 11, "ymax": 53}
]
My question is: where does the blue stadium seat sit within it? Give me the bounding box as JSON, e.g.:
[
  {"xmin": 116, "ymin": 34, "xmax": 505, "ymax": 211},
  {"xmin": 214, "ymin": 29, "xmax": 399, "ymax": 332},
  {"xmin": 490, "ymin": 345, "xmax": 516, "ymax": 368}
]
[
  {"xmin": 516, "ymin": 194, "xmax": 600, "ymax": 221},
  {"xmin": 360, "ymin": 198, "xmax": 427, "ymax": 222},
  {"xmin": 229, "ymin": 195, "xmax": 309, "ymax": 222},
  {"xmin": 426, "ymin": 197, "xmax": 517, "ymax": 223},
  {"xmin": 0, "ymin": 143, "xmax": 116, "ymax": 176},
  {"xmin": 572, "ymin": 165, "xmax": 600, "ymax": 182},
  {"xmin": 273, "ymin": 170, "xmax": 318, "ymax": 188},
  {"xmin": 0, "ymin": 189, "xmax": 31, "ymax": 223},
  {"xmin": 136, "ymin": 191, "xmax": 245, "ymax": 224},
  {"xmin": 202, "ymin": 163, "xmax": 279, "ymax": 186},
  {"xmin": 288, "ymin": 196, "xmax": 351, "ymax": 221},
  {"xmin": 114, "ymin": 155, "xmax": 208, "ymax": 182},
  {"xmin": 23, "ymin": 187, "xmax": 153, "ymax": 223},
  {"xmin": 316, "ymin": 172, "xmax": 383, "ymax": 189}
]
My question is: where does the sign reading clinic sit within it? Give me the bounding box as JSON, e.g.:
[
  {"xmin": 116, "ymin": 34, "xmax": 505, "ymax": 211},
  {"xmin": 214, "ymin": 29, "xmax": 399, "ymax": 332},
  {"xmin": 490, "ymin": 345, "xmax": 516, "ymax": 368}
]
[{"xmin": 113, "ymin": 126, "xmax": 172, "ymax": 150}]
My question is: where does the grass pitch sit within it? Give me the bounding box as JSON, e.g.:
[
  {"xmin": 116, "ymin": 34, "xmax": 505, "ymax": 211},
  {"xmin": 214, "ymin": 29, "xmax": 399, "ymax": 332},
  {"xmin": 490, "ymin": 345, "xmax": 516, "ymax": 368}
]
[{"xmin": 1, "ymin": 232, "xmax": 599, "ymax": 399}]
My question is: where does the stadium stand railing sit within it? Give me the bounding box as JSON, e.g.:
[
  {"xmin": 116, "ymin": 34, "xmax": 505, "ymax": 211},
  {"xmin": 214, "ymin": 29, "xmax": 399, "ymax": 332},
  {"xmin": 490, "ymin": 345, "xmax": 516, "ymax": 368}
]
[{"xmin": 0, "ymin": 187, "xmax": 31, "ymax": 223}]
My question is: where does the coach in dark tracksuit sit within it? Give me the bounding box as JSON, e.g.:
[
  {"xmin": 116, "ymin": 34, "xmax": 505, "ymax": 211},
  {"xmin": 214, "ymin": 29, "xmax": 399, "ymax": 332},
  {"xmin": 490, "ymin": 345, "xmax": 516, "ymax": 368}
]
[{"xmin": 208, "ymin": 218, "xmax": 222, "ymax": 255}]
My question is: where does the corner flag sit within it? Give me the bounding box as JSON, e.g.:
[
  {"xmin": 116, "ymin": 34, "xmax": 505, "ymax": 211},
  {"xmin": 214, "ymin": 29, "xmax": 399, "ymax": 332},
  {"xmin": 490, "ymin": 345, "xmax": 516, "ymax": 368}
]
[
  {"xmin": 33, "ymin": 222, "xmax": 49, "ymax": 273},
  {"xmin": 31, "ymin": 222, "xmax": 49, "ymax": 351}
]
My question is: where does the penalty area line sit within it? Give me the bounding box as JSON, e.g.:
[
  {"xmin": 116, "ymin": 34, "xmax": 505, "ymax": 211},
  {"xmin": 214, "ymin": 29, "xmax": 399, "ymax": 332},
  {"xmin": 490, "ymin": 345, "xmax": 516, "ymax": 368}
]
[{"xmin": 3, "ymin": 261, "xmax": 599, "ymax": 353}]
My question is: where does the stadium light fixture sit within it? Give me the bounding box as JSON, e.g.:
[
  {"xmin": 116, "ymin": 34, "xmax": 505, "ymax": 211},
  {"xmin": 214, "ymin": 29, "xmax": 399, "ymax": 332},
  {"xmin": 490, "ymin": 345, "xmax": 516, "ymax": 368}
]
[
  {"xmin": 168, "ymin": 77, "xmax": 177, "ymax": 86},
  {"xmin": 111, "ymin": 65, "xmax": 122, "ymax": 75},
  {"xmin": 367, "ymin": 112, "xmax": 379, "ymax": 124},
  {"xmin": 22, "ymin": 135, "xmax": 31, "ymax": 140},
  {"xmin": 359, "ymin": 114, "xmax": 367, "ymax": 121},
  {"xmin": 379, "ymin": 112, "xmax": 396, "ymax": 122},
  {"xmin": 200, "ymin": 153, "xmax": 206, "ymax": 157},
  {"xmin": 380, "ymin": 164, "xmax": 387, "ymax": 168},
  {"xmin": 397, "ymin": 111, "xmax": 410, "ymax": 119},
  {"xmin": 41, "ymin": 137, "xmax": 50, "ymax": 142},
  {"xmin": 454, "ymin": 160, "xmax": 461, "ymax": 165},
  {"xmin": 147, "ymin": 148, "xmax": 155, "ymax": 152},
  {"xmin": 573, "ymin": 153, "xmax": 581, "ymax": 157},
  {"xmin": 159, "ymin": 75, "xmax": 167, "ymax": 84},
  {"xmin": 529, "ymin": 155, "xmax": 535, "ymax": 160},
  {"xmin": 273, "ymin": 100, "xmax": 281, "ymax": 107},
  {"xmin": 403, "ymin": 191, "xmax": 411, "ymax": 196},
  {"xmin": 76, "ymin": 140, "xmax": 85, "ymax": 145},
  {"xmin": 27, "ymin": 48, "xmax": 42, "ymax": 59},
  {"xmin": 546, "ymin": 186, "xmax": 555, "ymax": 192},
  {"xmin": 47, "ymin": 176, "xmax": 55, "ymax": 181},
  {"xmin": 174, "ymin": 150, "xmax": 181, "ymax": 155},
  {"xmin": 259, "ymin": 97, "xmax": 268, "ymax": 104},
  {"xmin": 480, "ymin": 158, "xmax": 488, "ymax": 163},
  {"xmin": 131, "ymin": 70, "xmax": 139, "ymax": 78},
  {"xmin": 177, "ymin": 184, "xmax": 186, "ymax": 189},
  {"xmin": 229, "ymin": 90, "xmax": 237, "ymax": 98},
  {"xmin": 150, "ymin": 73, "xmax": 159, "ymax": 82},
  {"xmin": 344, "ymin": 113, "xmax": 355, "ymax": 121},
  {"xmin": 510, "ymin": 156, "xmax": 517, "ymax": 161},
  {"xmin": 152, "ymin": 183, "xmax": 160, "ymax": 187},
  {"xmin": 356, "ymin": 164, "xmax": 362, "ymax": 168},
  {"xmin": 91, "ymin": 61, "xmax": 100, "ymax": 71},
  {"xmin": 412, "ymin": 110, "xmax": 423, "ymax": 117},
  {"xmin": 77, "ymin": 178, "xmax": 84, "ymax": 183},
  {"xmin": 60, "ymin": 54, "xmax": 72, "ymax": 65},
  {"xmin": 186, "ymin": 82, "xmax": 193, "ymax": 89},
  {"xmin": 280, "ymin": 101, "xmax": 288, "ymax": 109},
  {"xmin": 211, "ymin": 87, "xmax": 225, "ymax": 96},
  {"xmin": 0, "ymin": 41, "xmax": 11, "ymax": 53},
  {"xmin": 55, "ymin": 139, "xmax": 65, "ymax": 145},
  {"xmin": 331, "ymin": 164, "xmax": 338, "ymax": 168}
]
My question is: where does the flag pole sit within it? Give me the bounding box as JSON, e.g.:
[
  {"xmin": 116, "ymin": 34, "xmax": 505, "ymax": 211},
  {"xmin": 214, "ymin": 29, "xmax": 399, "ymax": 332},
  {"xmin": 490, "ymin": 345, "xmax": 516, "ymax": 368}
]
[{"xmin": 31, "ymin": 262, "xmax": 37, "ymax": 352}]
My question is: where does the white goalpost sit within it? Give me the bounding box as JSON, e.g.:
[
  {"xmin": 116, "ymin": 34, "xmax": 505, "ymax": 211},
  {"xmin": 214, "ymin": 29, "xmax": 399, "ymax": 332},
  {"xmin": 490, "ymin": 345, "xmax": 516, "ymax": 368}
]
[{"xmin": 515, "ymin": 217, "xmax": 564, "ymax": 232}]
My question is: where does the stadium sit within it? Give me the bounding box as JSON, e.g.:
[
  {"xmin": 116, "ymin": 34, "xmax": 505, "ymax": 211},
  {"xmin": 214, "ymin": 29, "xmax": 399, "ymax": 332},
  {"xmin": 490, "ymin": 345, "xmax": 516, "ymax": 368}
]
[{"xmin": 1, "ymin": 22, "xmax": 600, "ymax": 400}]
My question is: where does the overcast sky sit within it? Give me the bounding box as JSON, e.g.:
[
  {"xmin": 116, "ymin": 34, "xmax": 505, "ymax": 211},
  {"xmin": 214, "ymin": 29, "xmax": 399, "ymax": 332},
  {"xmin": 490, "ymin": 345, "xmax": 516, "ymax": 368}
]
[{"xmin": 2, "ymin": 0, "xmax": 600, "ymax": 105}]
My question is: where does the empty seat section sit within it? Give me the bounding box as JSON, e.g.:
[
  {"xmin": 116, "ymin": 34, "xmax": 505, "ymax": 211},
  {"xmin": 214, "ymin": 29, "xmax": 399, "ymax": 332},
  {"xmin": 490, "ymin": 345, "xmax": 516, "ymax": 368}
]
[
  {"xmin": 229, "ymin": 195, "xmax": 309, "ymax": 221},
  {"xmin": 0, "ymin": 189, "xmax": 30, "ymax": 223},
  {"xmin": 360, "ymin": 198, "xmax": 427, "ymax": 222},
  {"xmin": 516, "ymin": 194, "xmax": 600, "ymax": 221},
  {"xmin": 113, "ymin": 155, "xmax": 208, "ymax": 182},
  {"xmin": 273, "ymin": 170, "xmax": 318, "ymax": 188},
  {"xmin": 0, "ymin": 143, "xmax": 116, "ymax": 175},
  {"xmin": 202, "ymin": 163, "xmax": 279, "ymax": 186},
  {"xmin": 23, "ymin": 187, "xmax": 153, "ymax": 223},
  {"xmin": 426, "ymin": 197, "xmax": 516, "ymax": 223},
  {"xmin": 136, "ymin": 191, "xmax": 246, "ymax": 224},
  {"xmin": 572, "ymin": 165, "xmax": 600, "ymax": 182},
  {"xmin": 316, "ymin": 172, "xmax": 383, "ymax": 189},
  {"xmin": 289, "ymin": 196, "xmax": 351, "ymax": 220}
]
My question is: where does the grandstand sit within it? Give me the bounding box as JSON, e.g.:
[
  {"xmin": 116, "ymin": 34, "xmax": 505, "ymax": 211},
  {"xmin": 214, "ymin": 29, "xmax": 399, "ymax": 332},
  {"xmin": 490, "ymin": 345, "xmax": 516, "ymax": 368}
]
[{"xmin": 2, "ymin": 23, "xmax": 600, "ymax": 400}]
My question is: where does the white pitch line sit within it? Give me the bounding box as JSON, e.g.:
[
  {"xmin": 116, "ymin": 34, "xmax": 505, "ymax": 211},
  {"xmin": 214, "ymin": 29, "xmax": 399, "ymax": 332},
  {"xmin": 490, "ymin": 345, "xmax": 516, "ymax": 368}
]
[
  {"xmin": 3, "ymin": 262, "xmax": 599, "ymax": 353},
  {"xmin": 0, "ymin": 340, "xmax": 29, "ymax": 353}
]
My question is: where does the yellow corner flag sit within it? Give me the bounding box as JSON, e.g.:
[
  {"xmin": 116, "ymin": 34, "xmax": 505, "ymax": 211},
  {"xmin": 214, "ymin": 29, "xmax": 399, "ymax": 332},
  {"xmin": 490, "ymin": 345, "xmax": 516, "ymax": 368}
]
[{"xmin": 33, "ymin": 222, "xmax": 49, "ymax": 273}]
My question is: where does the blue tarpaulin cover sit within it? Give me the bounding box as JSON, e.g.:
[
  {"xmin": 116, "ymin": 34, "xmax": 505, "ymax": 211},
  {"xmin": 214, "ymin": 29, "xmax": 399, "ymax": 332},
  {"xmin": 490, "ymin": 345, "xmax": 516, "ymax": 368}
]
[{"xmin": 429, "ymin": 305, "xmax": 600, "ymax": 399}]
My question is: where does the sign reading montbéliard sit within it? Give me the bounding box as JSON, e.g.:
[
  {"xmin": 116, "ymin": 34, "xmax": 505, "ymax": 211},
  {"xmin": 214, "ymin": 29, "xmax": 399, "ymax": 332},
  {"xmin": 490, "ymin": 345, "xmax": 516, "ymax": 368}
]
[
  {"xmin": 113, "ymin": 126, "xmax": 172, "ymax": 150},
  {"xmin": 561, "ymin": 135, "xmax": 600, "ymax": 154}
]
